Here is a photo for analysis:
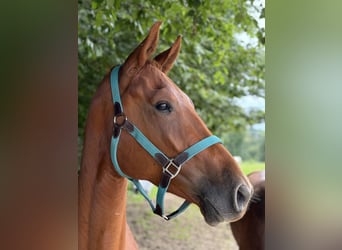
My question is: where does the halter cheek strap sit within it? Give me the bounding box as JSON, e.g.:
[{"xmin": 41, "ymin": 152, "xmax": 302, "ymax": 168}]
[{"xmin": 110, "ymin": 65, "xmax": 222, "ymax": 220}]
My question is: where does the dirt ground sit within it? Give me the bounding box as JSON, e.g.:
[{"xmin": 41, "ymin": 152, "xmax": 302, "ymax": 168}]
[{"xmin": 126, "ymin": 192, "xmax": 238, "ymax": 250}]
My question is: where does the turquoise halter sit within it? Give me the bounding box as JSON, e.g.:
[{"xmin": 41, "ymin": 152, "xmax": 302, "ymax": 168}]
[{"xmin": 110, "ymin": 65, "xmax": 222, "ymax": 220}]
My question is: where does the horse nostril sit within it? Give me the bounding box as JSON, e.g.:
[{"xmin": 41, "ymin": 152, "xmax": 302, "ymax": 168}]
[{"xmin": 234, "ymin": 184, "xmax": 252, "ymax": 212}]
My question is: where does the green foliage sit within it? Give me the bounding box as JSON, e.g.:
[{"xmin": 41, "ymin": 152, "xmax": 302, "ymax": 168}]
[
  {"xmin": 222, "ymin": 126, "xmax": 264, "ymax": 162},
  {"xmin": 78, "ymin": 0, "xmax": 265, "ymax": 143}
]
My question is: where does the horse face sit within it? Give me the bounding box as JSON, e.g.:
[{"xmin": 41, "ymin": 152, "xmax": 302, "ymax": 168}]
[{"xmin": 116, "ymin": 22, "xmax": 253, "ymax": 225}]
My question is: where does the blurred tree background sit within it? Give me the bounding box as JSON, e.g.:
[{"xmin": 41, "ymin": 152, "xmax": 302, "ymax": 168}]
[{"xmin": 78, "ymin": 0, "xmax": 265, "ymax": 162}]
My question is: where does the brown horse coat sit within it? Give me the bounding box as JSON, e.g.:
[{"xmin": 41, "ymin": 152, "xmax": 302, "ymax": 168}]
[{"xmin": 231, "ymin": 170, "xmax": 265, "ymax": 250}]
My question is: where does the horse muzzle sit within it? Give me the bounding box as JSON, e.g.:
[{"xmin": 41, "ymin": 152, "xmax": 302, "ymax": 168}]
[{"xmin": 197, "ymin": 178, "xmax": 253, "ymax": 226}]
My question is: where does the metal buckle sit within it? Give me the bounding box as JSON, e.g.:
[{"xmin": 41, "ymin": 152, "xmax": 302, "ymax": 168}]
[
  {"xmin": 113, "ymin": 112, "xmax": 127, "ymax": 128},
  {"xmin": 164, "ymin": 160, "xmax": 182, "ymax": 179}
]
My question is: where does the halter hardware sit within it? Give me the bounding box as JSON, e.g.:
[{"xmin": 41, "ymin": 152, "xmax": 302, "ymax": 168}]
[
  {"xmin": 110, "ymin": 65, "xmax": 222, "ymax": 220},
  {"xmin": 164, "ymin": 160, "xmax": 182, "ymax": 179},
  {"xmin": 113, "ymin": 112, "xmax": 127, "ymax": 127}
]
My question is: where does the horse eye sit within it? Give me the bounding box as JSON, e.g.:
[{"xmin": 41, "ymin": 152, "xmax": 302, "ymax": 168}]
[{"xmin": 155, "ymin": 101, "xmax": 172, "ymax": 113}]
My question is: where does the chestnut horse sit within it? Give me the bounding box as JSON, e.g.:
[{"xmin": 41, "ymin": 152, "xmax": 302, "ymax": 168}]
[
  {"xmin": 231, "ymin": 170, "xmax": 265, "ymax": 250},
  {"xmin": 79, "ymin": 21, "xmax": 253, "ymax": 250}
]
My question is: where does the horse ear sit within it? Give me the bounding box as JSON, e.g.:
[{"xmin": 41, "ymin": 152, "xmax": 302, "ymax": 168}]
[
  {"xmin": 123, "ymin": 21, "xmax": 162, "ymax": 74},
  {"xmin": 154, "ymin": 35, "xmax": 182, "ymax": 74}
]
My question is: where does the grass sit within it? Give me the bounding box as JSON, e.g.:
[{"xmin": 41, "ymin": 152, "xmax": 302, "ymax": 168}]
[{"xmin": 240, "ymin": 161, "xmax": 265, "ymax": 175}]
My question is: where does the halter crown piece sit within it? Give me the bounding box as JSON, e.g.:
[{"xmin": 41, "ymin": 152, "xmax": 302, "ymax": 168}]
[{"xmin": 110, "ymin": 65, "xmax": 222, "ymax": 220}]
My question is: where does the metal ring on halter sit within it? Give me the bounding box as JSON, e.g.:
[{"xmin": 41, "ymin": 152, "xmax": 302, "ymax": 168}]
[{"xmin": 114, "ymin": 112, "xmax": 127, "ymax": 128}]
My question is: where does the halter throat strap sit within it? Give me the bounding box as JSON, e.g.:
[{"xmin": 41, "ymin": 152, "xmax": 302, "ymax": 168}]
[{"xmin": 109, "ymin": 65, "xmax": 222, "ymax": 220}]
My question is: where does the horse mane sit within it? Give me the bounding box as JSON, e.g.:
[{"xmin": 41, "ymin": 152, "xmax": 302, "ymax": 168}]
[
  {"xmin": 149, "ymin": 59, "xmax": 162, "ymax": 69},
  {"xmin": 108, "ymin": 60, "xmax": 161, "ymax": 77}
]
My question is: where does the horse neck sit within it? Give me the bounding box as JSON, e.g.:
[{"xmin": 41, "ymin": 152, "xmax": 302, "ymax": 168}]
[{"xmin": 79, "ymin": 76, "xmax": 138, "ymax": 250}]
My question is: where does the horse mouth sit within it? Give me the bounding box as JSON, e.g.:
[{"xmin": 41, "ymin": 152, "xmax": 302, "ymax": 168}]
[
  {"xmin": 198, "ymin": 196, "xmax": 246, "ymax": 226},
  {"xmin": 198, "ymin": 198, "xmax": 225, "ymax": 226}
]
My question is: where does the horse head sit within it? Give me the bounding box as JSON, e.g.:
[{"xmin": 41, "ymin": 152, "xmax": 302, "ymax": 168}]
[{"xmin": 114, "ymin": 21, "xmax": 252, "ymax": 225}]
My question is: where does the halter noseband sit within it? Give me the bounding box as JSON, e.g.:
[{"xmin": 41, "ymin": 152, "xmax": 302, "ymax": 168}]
[{"xmin": 110, "ymin": 65, "xmax": 222, "ymax": 220}]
